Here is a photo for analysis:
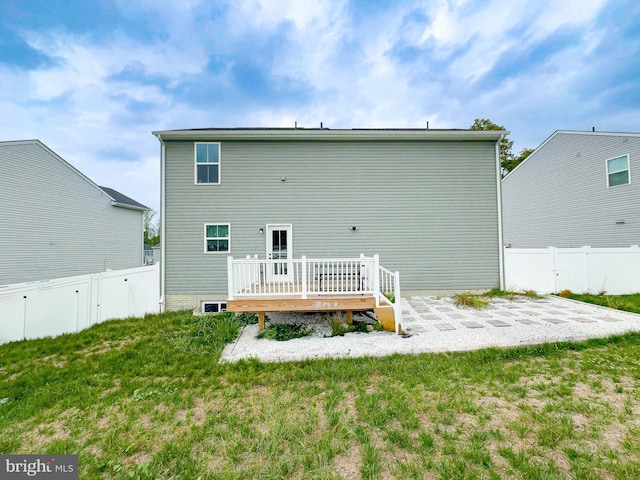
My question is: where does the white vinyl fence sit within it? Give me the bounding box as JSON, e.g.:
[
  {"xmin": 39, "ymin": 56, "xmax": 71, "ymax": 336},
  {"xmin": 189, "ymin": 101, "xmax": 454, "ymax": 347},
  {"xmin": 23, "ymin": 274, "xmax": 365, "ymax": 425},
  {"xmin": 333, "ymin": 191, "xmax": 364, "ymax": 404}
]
[
  {"xmin": 504, "ymin": 246, "xmax": 640, "ymax": 295},
  {"xmin": 0, "ymin": 263, "xmax": 160, "ymax": 345}
]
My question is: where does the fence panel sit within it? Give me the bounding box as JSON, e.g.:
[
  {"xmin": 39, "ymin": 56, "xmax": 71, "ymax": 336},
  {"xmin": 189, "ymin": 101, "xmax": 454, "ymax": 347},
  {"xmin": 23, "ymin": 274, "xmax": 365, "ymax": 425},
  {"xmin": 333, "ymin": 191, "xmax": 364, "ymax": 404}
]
[
  {"xmin": 24, "ymin": 279, "xmax": 90, "ymax": 340},
  {"xmin": 0, "ymin": 263, "xmax": 159, "ymax": 345},
  {"xmin": 504, "ymin": 248, "xmax": 556, "ymax": 293},
  {"xmin": 0, "ymin": 293, "xmax": 26, "ymax": 343},
  {"xmin": 555, "ymin": 249, "xmax": 589, "ymax": 293},
  {"xmin": 504, "ymin": 246, "xmax": 640, "ymax": 295}
]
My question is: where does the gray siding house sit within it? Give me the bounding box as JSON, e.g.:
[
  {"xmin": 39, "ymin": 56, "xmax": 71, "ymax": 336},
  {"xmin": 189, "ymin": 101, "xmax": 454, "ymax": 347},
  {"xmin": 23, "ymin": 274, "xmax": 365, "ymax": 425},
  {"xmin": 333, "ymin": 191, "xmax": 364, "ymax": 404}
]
[
  {"xmin": 154, "ymin": 128, "xmax": 506, "ymax": 312},
  {"xmin": 502, "ymin": 131, "xmax": 640, "ymax": 248},
  {"xmin": 0, "ymin": 140, "xmax": 148, "ymax": 285}
]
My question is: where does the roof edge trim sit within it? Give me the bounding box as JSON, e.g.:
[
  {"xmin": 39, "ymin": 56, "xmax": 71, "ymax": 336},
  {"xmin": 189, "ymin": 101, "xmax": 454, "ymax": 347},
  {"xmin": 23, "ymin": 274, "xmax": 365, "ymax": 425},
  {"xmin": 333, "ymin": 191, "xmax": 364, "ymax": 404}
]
[{"xmin": 152, "ymin": 128, "xmax": 507, "ymax": 142}]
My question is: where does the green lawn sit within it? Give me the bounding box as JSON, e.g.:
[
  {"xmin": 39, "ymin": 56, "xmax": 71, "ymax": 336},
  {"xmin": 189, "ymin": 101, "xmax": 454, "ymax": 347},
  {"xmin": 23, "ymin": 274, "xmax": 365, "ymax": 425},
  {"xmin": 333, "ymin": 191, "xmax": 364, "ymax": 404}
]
[
  {"xmin": 565, "ymin": 292, "xmax": 640, "ymax": 315},
  {"xmin": 1, "ymin": 300, "xmax": 640, "ymax": 479}
]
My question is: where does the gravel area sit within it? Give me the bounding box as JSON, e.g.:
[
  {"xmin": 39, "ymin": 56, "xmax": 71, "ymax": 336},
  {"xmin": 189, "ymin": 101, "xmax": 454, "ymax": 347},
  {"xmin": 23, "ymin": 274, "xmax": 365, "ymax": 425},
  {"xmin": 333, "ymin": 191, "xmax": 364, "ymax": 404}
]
[{"xmin": 220, "ymin": 295, "xmax": 640, "ymax": 363}]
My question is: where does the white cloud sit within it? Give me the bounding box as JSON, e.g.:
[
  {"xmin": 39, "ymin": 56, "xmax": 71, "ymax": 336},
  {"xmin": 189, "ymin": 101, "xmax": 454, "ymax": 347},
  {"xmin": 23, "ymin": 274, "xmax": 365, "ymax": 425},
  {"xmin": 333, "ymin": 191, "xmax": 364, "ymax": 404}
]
[
  {"xmin": 418, "ymin": 0, "xmax": 607, "ymax": 82},
  {"xmin": 0, "ymin": 0, "xmax": 637, "ymax": 212},
  {"xmin": 230, "ymin": 0, "xmax": 344, "ymax": 32}
]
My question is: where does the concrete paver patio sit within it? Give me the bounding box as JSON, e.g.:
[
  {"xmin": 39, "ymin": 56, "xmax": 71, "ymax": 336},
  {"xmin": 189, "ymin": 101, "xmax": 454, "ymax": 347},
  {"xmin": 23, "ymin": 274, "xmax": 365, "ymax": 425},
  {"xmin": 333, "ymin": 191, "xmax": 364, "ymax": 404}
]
[{"xmin": 220, "ymin": 295, "xmax": 640, "ymax": 363}]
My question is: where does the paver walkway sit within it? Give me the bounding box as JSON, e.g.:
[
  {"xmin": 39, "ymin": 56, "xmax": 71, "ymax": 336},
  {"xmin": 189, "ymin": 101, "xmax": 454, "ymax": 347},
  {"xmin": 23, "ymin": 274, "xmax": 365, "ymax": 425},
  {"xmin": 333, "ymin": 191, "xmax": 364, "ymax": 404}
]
[{"xmin": 220, "ymin": 296, "xmax": 640, "ymax": 363}]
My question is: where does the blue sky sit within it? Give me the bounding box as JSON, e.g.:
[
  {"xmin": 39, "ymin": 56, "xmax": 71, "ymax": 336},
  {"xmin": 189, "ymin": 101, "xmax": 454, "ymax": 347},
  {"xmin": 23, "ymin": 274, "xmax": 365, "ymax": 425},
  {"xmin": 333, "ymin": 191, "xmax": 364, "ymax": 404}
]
[{"xmin": 1, "ymin": 0, "xmax": 639, "ymax": 211}]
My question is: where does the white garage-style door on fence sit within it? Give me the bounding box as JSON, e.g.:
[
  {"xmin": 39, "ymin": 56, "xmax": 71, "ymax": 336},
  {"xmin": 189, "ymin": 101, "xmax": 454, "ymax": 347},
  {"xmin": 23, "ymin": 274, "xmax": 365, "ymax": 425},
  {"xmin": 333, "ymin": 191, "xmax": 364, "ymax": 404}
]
[
  {"xmin": 0, "ymin": 263, "xmax": 159, "ymax": 345},
  {"xmin": 504, "ymin": 246, "xmax": 640, "ymax": 295}
]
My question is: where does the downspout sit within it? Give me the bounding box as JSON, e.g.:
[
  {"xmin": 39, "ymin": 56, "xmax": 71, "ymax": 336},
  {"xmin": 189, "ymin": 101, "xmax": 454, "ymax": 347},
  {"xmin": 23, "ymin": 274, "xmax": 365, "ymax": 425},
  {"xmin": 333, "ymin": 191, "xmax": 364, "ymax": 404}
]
[
  {"xmin": 496, "ymin": 134, "xmax": 506, "ymax": 290},
  {"xmin": 157, "ymin": 135, "xmax": 166, "ymax": 313}
]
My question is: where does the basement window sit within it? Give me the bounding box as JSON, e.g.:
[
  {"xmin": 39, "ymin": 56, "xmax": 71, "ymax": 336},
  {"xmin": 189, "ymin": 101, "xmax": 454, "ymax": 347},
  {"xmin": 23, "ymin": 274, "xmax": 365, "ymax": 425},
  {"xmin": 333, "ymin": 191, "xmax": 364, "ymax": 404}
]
[
  {"xmin": 202, "ymin": 302, "xmax": 227, "ymax": 313},
  {"xmin": 606, "ymin": 154, "xmax": 630, "ymax": 187}
]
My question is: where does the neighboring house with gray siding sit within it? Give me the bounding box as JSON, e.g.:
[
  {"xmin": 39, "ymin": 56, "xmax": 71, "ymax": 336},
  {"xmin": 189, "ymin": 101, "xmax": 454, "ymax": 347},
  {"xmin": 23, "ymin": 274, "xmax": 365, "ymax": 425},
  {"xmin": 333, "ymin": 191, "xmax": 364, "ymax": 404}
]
[
  {"xmin": 0, "ymin": 139, "xmax": 148, "ymax": 285},
  {"xmin": 154, "ymin": 128, "xmax": 506, "ymax": 312},
  {"xmin": 502, "ymin": 131, "xmax": 640, "ymax": 248}
]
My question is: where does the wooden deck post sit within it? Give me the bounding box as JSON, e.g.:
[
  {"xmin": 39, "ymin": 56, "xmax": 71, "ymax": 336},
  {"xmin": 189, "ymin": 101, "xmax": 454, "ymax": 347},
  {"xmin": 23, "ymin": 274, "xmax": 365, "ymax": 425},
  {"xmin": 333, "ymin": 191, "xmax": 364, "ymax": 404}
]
[
  {"xmin": 258, "ymin": 312, "xmax": 265, "ymax": 331},
  {"xmin": 346, "ymin": 311, "xmax": 353, "ymax": 325}
]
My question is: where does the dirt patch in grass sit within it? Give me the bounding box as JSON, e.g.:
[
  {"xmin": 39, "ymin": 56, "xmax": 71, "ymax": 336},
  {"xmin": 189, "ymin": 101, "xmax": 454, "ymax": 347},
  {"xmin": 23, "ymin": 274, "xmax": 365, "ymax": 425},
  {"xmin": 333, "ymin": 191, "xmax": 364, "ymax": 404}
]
[
  {"xmin": 24, "ymin": 419, "xmax": 69, "ymax": 449},
  {"xmin": 99, "ymin": 378, "xmax": 122, "ymax": 398},
  {"xmin": 77, "ymin": 338, "xmax": 136, "ymax": 357},
  {"xmin": 333, "ymin": 442, "xmax": 362, "ymax": 480},
  {"xmin": 176, "ymin": 397, "xmax": 209, "ymax": 427}
]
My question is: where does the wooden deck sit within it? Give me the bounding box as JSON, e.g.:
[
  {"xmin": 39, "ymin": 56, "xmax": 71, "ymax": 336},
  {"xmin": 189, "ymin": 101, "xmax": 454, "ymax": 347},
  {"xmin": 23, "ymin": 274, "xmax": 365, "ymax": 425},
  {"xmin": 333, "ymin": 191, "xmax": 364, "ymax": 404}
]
[
  {"xmin": 227, "ymin": 294, "xmax": 377, "ymax": 330},
  {"xmin": 226, "ymin": 256, "xmax": 401, "ymax": 333}
]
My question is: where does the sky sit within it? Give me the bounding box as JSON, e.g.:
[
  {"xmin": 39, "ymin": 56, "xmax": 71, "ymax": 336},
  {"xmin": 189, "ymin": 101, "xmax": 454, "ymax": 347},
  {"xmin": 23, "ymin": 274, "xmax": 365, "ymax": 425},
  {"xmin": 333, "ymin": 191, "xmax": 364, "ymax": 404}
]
[{"xmin": 1, "ymin": 0, "xmax": 639, "ymax": 212}]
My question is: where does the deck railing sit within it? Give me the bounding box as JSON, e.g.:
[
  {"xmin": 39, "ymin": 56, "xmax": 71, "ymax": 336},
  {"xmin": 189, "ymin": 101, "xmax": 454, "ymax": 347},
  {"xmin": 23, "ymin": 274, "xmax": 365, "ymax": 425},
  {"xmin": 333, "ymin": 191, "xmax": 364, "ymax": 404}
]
[
  {"xmin": 378, "ymin": 264, "xmax": 402, "ymax": 334},
  {"xmin": 227, "ymin": 254, "xmax": 402, "ymax": 332},
  {"xmin": 227, "ymin": 254, "xmax": 377, "ymax": 298}
]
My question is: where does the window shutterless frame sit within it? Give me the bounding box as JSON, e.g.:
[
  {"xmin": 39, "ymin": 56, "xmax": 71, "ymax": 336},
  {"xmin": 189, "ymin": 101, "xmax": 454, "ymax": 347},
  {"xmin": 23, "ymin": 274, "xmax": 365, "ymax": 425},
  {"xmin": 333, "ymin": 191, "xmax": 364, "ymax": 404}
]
[
  {"xmin": 204, "ymin": 223, "xmax": 230, "ymax": 254},
  {"xmin": 202, "ymin": 301, "xmax": 227, "ymax": 313},
  {"xmin": 606, "ymin": 154, "xmax": 630, "ymax": 187},
  {"xmin": 194, "ymin": 142, "xmax": 221, "ymax": 184}
]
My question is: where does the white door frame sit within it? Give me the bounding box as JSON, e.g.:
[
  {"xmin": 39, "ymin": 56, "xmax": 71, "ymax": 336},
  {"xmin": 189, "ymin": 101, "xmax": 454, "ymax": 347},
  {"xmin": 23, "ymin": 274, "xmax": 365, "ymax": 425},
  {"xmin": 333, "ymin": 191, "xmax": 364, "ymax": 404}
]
[{"xmin": 265, "ymin": 224, "xmax": 293, "ymax": 282}]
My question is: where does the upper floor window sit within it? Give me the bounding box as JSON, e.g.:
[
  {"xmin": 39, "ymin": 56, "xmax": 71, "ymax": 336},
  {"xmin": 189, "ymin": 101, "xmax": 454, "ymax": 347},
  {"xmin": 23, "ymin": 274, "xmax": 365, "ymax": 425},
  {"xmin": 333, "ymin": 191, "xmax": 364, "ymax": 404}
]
[
  {"xmin": 606, "ymin": 154, "xmax": 630, "ymax": 187},
  {"xmin": 195, "ymin": 143, "xmax": 220, "ymax": 184}
]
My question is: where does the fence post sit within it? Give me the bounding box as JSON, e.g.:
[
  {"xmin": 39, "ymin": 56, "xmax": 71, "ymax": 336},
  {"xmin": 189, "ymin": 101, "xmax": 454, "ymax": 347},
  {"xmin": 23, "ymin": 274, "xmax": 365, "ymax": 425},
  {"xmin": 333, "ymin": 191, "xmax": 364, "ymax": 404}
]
[
  {"xmin": 550, "ymin": 246, "xmax": 559, "ymax": 293},
  {"xmin": 582, "ymin": 246, "xmax": 592, "ymax": 293},
  {"xmin": 227, "ymin": 256, "xmax": 234, "ymax": 300},
  {"xmin": 301, "ymin": 255, "xmax": 308, "ymax": 299}
]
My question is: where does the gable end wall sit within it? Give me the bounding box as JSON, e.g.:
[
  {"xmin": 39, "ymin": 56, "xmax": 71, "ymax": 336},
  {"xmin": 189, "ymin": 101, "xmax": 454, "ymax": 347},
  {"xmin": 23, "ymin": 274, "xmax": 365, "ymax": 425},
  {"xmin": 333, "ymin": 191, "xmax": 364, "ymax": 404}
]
[
  {"xmin": 0, "ymin": 142, "xmax": 144, "ymax": 285},
  {"xmin": 163, "ymin": 139, "xmax": 500, "ymax": 306},
  {"xmin": 502, "ymin": 133, "xmax": 640, "ymax": 248}
]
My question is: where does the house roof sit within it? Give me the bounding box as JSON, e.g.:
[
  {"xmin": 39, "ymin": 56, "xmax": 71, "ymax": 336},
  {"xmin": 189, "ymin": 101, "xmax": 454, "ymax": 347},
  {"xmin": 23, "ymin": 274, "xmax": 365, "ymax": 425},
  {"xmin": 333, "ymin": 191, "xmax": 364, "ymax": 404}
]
[
  {"xmin": 99, "ymin": 186, "xmax": 148, "ymax": 211},
  {"xmin": 503, "ymin": 129, "xmax": 640, "ymax": 181},
  {"xmin": 152, "ymin": 127, "xmax": 507, "ymax": 142}
]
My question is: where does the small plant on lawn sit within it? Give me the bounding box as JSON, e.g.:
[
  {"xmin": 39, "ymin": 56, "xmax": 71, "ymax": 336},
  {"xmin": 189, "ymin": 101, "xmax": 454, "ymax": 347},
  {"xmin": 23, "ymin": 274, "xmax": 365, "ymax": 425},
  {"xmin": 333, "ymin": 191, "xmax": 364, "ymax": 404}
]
[
  {"xmin": 454, "ymin": 293, "xmax": 490, "ymax": 309},
  {"xmin": 235, "ymin": 312, "xmax": 259, "ymax": 325},
  {"xmin": 327, "ymin": 314, "xmax": 370, "ymax": 336},
  {"xmin": 257, "ymin": 323, "xmax": 311, "ymax": 341},
  {"xmin": 559, "ymin": 289, "xmax": 572, "ymax": 298},
  {"xmin": 523, "ymin": 289, "xmax": 539, "ymax": 297},
  {"xmin": 169, "ymin": 312, "xmax": 243, "ymax": 354},
  {"xmin": 605, "ymin": 295, "xmax": 623, "ymax": 310}
]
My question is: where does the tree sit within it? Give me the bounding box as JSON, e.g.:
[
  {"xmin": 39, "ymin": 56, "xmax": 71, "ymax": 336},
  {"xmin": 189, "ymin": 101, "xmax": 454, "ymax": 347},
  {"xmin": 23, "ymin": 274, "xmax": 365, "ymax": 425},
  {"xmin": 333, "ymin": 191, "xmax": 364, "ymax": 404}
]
[
  {"xmin": 470, "ymin": 118, "xmax": 515, "ymax": 175},
  {"xmin": 144, "ymin": 209, "xmax": 160, "ymax": 245},
  {"xmin": 505, "ymin": 148, "xmax": 534, "ymax": 174}
]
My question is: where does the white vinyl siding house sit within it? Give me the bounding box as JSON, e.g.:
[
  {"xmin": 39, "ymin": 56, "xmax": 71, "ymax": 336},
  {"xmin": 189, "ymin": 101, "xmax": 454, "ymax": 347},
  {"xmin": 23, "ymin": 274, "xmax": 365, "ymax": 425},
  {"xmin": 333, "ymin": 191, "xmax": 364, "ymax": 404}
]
[
  {"xmin": 154, "ymin": 128, "xmax": 505, "ymax": 311},
  {"xmin": 502, "ymin": 131, "xmax": 640, "ymax": 248},
  {"xmin": 0, "ymin": 140, "xmax": 148, "ymax": 285}
]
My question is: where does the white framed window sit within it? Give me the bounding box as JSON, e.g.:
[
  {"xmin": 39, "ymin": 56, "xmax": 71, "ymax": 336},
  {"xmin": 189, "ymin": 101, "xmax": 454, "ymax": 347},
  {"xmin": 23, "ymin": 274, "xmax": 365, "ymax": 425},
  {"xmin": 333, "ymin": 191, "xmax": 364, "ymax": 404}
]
[
  {"xmin": 195, "ymin": 142, "xmax": 221, "ymax": 184},
  {"xmin": 606, "ymin": 154, "xmax": 630, "ymax": 187},
  {"xmin": 202, "ymin": 301, "xmax": 227, "ymax": 313},
  {"xmin": 204, "ymin": 223, "xmax": 230, "ymax": 253}
]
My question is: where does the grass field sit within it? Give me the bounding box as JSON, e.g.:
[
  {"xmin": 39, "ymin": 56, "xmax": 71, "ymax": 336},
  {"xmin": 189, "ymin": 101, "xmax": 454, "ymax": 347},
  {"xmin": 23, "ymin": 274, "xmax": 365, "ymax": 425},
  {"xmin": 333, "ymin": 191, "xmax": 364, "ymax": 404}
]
[{"xmin": 1, "ymin": 300, "xmax": 640, "ymax": 479}]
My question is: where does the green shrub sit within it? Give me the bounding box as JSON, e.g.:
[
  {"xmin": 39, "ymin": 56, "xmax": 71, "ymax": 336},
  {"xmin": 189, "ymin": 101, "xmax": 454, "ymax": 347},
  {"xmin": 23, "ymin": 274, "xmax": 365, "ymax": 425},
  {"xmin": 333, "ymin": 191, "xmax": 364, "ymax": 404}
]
[
  {"xmin": 257, "ymin": 323, "xmax": 311, "ymax": 341},
  {"xmin": 453, "ymin": 293, "xmax": 489, "ymax": 309}
]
